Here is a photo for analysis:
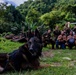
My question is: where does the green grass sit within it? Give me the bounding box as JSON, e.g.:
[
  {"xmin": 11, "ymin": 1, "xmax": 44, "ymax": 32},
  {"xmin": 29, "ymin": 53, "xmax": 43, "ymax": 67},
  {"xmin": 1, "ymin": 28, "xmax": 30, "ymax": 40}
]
[
  {"xmin": 0, "ymin": 37, "xmax": 23, "ymax": 53},
  {"xmin": 0, "ymin": 37, "xmax": 76, "ymax": 75}
]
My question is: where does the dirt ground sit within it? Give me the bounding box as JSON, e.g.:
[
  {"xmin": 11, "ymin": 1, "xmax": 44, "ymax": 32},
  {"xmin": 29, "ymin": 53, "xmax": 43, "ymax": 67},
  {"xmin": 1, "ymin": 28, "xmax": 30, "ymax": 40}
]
[{"xmin": 42, "ymin": 50, "xmax": 54, "ymax": 57}]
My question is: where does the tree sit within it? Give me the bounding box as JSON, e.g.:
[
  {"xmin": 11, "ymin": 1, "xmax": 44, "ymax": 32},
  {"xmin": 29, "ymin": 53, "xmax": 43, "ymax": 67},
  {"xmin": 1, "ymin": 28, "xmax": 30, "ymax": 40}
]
[
  {"xmin": 0, "ymin": 3, "xmax": 25, "ymax": 34},
  {"xmin": 26, "ymin": 8, "xmax": 41, "ymax": 24},
  {"xmin": 40, "ymin": 11, "xmax": 63, "ymax": 29},
  {"xmin": 4, "ymin": 5, "xmax": 25, "ymax": 24}
]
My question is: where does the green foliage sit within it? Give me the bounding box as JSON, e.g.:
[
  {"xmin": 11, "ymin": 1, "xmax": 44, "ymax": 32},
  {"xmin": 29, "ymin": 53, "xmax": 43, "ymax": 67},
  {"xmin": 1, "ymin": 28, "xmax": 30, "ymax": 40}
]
[
  {"xmin": 17, "ymin": 0, "xmax": 57, "ymax": 29},
  {"xmin": 0, "ymin": 3, "xmax": 7, "ymax": 18},
  {"xmin": 0, "ymin": 21, "xmax": 22, "ymax": 34},
  {"xmin": 0, "ymin": 3, "xmax": 25, "ymax": 34},
  {"xmin": 65, "ymin": 12, "xmax": 76, "ymax": 22},
  {"xmin": 17, "ymin": 0, "xmax": 76, "ymax": 31},
  {"xmin": 1, "ymin": 0, "xmax": 76, "ymax": 33},
  {"xmin": 26, "ymin": 8, "xmax": 41, "ymax": 24},
  {"xmin": 4, "ymin": 5, "xmax": 25, "ymax": 24},
  {"xmin": 40, "ymin": 10, "xmax": 66, "ymax": 29}
]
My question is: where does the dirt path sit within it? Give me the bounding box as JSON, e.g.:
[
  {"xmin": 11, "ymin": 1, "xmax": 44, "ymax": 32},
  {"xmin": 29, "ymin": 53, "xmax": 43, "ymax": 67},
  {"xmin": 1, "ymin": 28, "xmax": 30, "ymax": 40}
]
[{"xmin": 42, "ymin": 50, "xmax": 54, "ymax": 57}]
